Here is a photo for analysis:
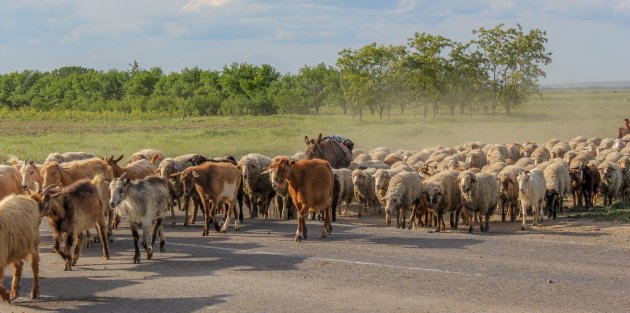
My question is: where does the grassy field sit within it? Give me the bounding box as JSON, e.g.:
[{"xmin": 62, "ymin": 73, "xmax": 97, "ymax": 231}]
[{"xmin": 1, "ymin": 88, "xmax": 629, "ymax": 162}]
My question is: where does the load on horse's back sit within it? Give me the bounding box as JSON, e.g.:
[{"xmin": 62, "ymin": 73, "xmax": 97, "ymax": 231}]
[{"xmin": 304, "ymin": 133, "xmax": 354, "ymax": 169}]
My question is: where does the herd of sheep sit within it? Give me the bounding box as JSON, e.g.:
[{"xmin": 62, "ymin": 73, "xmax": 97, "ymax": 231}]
[{"xmin": 1, "ymin": 133, "xmax": 630, "ymax": 303}]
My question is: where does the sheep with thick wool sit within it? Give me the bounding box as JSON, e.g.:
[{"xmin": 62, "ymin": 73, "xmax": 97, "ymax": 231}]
[
  {"xmin": 497, "ymin": 165, "xmax": 526, "ymax": 223},
  {"xmin": 422, "ymin": 170, "xmax": 462, "ymax": 232},
  {"xmin": 517, "ymin": 168, "xmax": 547, "ymax": 230},
  {"xmin": 332, "ymin": 168, "xmax": 353, "ymax": 217},
  {"xmin": 382, "ymin": 171, "xmax": 423, "ymax": 229},
  {"xmin": 543, "ymin": 162, "xmax": 571, "ymax": 219},
  {"xmin": 457, "ymin": 171, "xmax": 499, "ymax": 232},
  {"xmin": 598, "ymin": 161, "xmax": 623, "ymax": 206},
  {"xmin": 352, "ymin": 168, "xmax": 380, "ymax": 217}
]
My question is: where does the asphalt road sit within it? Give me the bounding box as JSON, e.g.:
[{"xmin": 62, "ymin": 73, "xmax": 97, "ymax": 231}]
[{"xmin": 3, "ymin": 210, "xmax": 630, "ymax": 313}]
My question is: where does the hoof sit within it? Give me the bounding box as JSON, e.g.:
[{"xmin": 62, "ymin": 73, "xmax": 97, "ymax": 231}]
[
  {"xmin": 141, "ymin": 241, "xmax": 148, "ymax": 249},
  {"xmin": 521, "ymin": 226, "xmax": 525, "ymax": 231},
  {"xmin": 220, "ymin": 229, "xmax": 227, "ymax": 234},
  {"xmin": 31, "ymin": 290, "xmax": 39, "ymax": 299},
  {"xmin": 133, "ymin": 258, "xmax": 140, "ymax": 264},
  {"xmin": 0, "ymin": 289, "xmax": 9, "ymax": 303},
  {"xmin": 295, "ymin": 235, "xmax": 302, "ymax": 242},
  {"xmin": 10, "ymin": 291, "xmax": 18, "ymax": 302},
  {"xmin": 147, "ymin": 253, "xmax": 153, "ymax": 260}
]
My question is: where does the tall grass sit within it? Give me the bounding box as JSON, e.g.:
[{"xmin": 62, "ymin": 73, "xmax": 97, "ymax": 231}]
[{"xmin": 1, "ymin": 89, "xmax": 629, "ymax": 162}]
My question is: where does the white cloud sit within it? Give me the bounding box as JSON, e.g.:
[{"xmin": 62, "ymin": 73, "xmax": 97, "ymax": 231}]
[
  {"xmin": 183, "ymin": 0, "xmax": 230, "ymax": 12},
  {"xmin": 395, "ymin": 0, "xmax": 416, "ymax": 14},
  {"xmin": 483, "ymin": 0, "xmax": 515, "ymax": 15},
  {"xmin": 615, "ymin": 0, "xmax": 630, "ymax": 11}
]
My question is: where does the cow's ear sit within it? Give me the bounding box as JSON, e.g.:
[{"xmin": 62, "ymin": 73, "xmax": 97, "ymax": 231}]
[
  {"xmin": 290, "ymin": 160, "xmax": 296, "ymax": 165},
  {"xmin": 304, "ymin": 136, "xmax": 310, "ymax": 145},
  {"xmin": 317, "ymin": 133, "xmax": 323, "ymax": 144},
  {"xmin": 115, "ymin": 155, "xmax": 124, "ymax": 163},
  {"xmin": 192, "ymin": 171, "xmax": 200, "ymax": 178}
]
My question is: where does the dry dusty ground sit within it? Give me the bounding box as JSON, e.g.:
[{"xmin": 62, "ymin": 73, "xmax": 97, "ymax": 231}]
[{"xmin": 2, "ymin": 205, "xmax": 629, "ymax": 313}]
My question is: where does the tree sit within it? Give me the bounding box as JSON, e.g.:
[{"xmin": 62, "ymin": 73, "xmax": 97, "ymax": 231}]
[
  {"xmin": 473, "ymin": 24, "xmax": 551, "ymax": 115},
  {"xmin": 125, "ymin": 66, "xmax": 163, "ymax": 99},
  {"xmin": 405, "ymin": 33, "xmax": 453, "ymax": 117},
  {"xmin": 444, "ymin": 42, "xmax": 488, "ymax": 117}
]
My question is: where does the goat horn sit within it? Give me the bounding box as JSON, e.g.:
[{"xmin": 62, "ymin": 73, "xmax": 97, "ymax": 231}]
[{"xmin": 42, "ymin": 183, "xmax": 61, "ymax": 195}]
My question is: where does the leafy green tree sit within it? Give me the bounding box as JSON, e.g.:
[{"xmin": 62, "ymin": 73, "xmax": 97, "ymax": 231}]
[
  {"xmin": 125, "ymin": 66, "xmax": 163, "ymax": 99},
  {"xmin": 473, "ymin": 24, "xmax": 552, "ymax": 115},
  {"xmin": 406, "ymin": 33, "xmax": 453, "ymax": 117}
]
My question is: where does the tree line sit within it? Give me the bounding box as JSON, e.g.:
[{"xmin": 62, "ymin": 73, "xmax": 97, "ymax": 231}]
[{"xmin": 0, "ymin": 24, "xmax": 551, "ymax": 118}]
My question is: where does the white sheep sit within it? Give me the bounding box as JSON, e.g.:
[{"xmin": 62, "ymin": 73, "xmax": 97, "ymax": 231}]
[
  {"xmin": 530, "ymin": 147, "xmax": 551, "ymax": 165},
  {"xmin": 239, "ymin": 153, "xmax": 275, "ymax": 219},
  {"xmin": 373, "ymin": 168, "xmax": 403, "ymax": 206},
  {"xmin": 598, "ymin": 162, "xmax": 623, "ymax": 206},
  {"xmin": 618, "ymin": 157, "xmax": 630, "ymax": 203},
  {"xmin": 457, "ymin": 171, "xmax": 499, "ymax": 232},
  {"xmin": 543, "ymin": 162, "xmax": 571, "ymax": 219},
  {"xmin": 465, "ymin": 149, "xmax": 487, "ymax": 169},
  {"xmin": 0, "ymin": 195, "xmax": 41, "ymax": 303},
  {"xmin": 517, "ymin": 169, "xmax": 546, "ymax": 230},
  {"xmin": 332, "ymin": 168, "xmax": 354, "ymax": 216},
  {"xmin": 352, "ymin": 168, "xmax": 380, "ymax": 217},
  {"xmin": 45, "ymin": 152, "xmax": 96, "ymax": 164},
  {"xmin": 481, "ymin": 161, "xmax": 508, "ymax": 175},
  {"xmin": 569, "ymin": 136, "xmax": 587, "ymax": 150},
  {"xmin": 497, "ymin": 165, "xmax": 525, "ymax": 223},
  {"xmin": 383, "ymin": 172, "xmax": 423, "ymax": 229},
  {"xmin": 422, "ymin": 170, "xmax": 462, "ymax": 232}
]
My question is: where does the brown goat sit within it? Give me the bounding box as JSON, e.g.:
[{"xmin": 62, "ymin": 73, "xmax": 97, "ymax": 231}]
[
  {"xmin": 41, "ymin": 158, "xmax": 113, "ymax": 188},
  {"xmin": 19, "ymin": 161, "xmax": 43, "ymax": 193},
  {"xmin": 175, "ymin": 162, "xmax": 241, "ymax": 236},
  {"xmin": 0, "ymin": 165, "xmax": 23, "ymax": 201},
  {"xmin": 104, "ymin": 155, "xmax": 157, "ymax": 179},
  {"xmin": 36, "ymin": 180, "xmax": 110, "ymax": 271}
]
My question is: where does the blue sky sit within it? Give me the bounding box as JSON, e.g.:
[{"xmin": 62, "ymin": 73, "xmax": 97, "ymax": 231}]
[{"xmin": 1, "ymin": 0, "xmax": 629, "ymax": 84}]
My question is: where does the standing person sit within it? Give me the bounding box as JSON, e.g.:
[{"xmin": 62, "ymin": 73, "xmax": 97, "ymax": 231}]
[{"xmin": 619, "ymin": 118, "xmax": 630, "ymax": 139}]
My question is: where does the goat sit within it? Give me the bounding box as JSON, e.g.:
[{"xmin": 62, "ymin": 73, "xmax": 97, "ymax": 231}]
[{"xmin": 109, "ymin": 173, "xmax": 171, "ymax": 263}]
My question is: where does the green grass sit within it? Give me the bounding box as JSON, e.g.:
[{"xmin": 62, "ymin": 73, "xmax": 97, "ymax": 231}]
[
  {"xmin": 1, "ymin": 89, "xmax": 629, "ymax": 162},
  {"xmin": 566, "ymin": 203, "xmax": 630, "ymax": 223}
]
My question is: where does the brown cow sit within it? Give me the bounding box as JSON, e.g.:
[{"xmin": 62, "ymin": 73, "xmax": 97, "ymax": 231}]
[
  {"xmin": 175, "ymin": 162, "xmax": 241, "ymax": 236},
  {"xmin": 265, "ymin": 157, "xmax": 333, "ymax": 242}
]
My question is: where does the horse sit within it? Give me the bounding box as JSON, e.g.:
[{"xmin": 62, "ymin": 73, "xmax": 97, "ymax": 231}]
[{"xmin": 304, "ymin": 134, "xmax": 352, "ymax": 169}]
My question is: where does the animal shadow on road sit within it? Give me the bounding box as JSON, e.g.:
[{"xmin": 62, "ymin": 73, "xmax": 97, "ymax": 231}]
[{"xmin": 11, "ymin": 276, "xmax": 228, "ymax": 313}]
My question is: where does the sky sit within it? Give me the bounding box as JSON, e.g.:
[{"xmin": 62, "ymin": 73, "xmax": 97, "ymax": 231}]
[{"xmin": 1, "ymin": 0, "xmax": 629, "ymax": 85}]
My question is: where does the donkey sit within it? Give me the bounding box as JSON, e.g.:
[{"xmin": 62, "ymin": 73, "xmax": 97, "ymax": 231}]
[{"xmin": 304, "ymin": 133, "xmax": 352, "ymax": 169}]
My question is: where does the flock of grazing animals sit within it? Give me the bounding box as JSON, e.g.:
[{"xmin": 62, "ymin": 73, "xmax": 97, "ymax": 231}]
[{"xmin": 2, "ymin": 133, "xmax": 630, "ymax": 303}]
